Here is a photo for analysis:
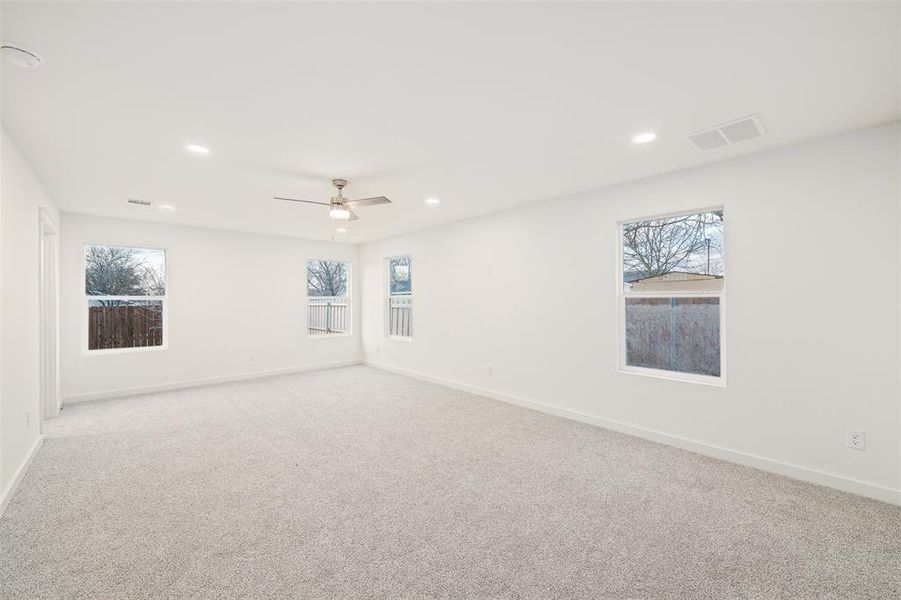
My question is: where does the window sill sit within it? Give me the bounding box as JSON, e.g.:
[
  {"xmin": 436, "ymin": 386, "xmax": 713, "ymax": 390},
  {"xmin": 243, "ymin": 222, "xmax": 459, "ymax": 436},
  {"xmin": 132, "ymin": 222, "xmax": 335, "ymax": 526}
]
[
  {"xmin": 84, "ymin": 344, "xmax": 167, "ymax": 357},
  {"xmin": 387, "ymin": 335, "xmax": 412, "ymax": 342},
  {"xmin": 307, "ymin": 333, "xmax": 352, "ymax": 340},
  {"xmin": 617, "ymin": 366, "xmax": 725, "ymax": 388}
]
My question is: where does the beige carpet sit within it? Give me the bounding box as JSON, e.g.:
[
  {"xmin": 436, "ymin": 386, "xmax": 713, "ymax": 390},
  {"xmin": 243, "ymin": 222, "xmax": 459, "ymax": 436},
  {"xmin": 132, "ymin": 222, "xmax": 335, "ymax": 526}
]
[{"xmin": 1, "ymin": 366, "xmax": 900, "ymax": 599}]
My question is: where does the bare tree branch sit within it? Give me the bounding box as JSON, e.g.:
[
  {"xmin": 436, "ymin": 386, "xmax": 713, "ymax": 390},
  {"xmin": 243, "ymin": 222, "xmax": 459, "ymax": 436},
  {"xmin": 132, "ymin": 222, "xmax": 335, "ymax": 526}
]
[
  {"xmin": 623, "ymin": 211, "xmax": 723, "ymax": 279},
  {"xmin": 307, "ymin": 260, "xmax": 348, "ymax": 296}
]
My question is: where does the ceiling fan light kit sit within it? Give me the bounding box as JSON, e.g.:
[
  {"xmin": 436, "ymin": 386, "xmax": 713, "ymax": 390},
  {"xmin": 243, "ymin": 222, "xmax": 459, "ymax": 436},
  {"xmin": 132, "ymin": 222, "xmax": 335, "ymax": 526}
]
[
  {"xmin": 275, "ymin": 178, "xmax": 391, "ymax": 222},
  {"xmin": 329, "ymin": 206, "xmax": 351, "ymax": 220}
]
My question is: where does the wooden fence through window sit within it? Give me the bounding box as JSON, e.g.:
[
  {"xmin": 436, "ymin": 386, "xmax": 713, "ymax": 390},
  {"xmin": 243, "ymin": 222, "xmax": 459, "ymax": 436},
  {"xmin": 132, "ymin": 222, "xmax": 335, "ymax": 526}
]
[
  {"xmin": 308, "ymin": 297, "xmax": 349, "ymax": 336},
  {"xmin": 389, "ymin": 295, "xmax": 412, "ymax": 337},
  {"xmin": 88, "ymin": 303, "xmax": 163, "ymax": 350}
]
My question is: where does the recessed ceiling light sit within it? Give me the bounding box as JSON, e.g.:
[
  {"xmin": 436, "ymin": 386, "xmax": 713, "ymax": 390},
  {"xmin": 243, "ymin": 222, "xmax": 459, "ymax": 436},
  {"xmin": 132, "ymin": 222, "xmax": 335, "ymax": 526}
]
[
  {"xmin": 1, "ymin": 43, "xmax": 43, "ymax": 69},
  {"xmin": 158, "ymin": 204, "xmax": 176, "ymax": 212},
  {"xmin": 424, "ymin": 197, "xmax": 440, "ymax": 205},
  {"xmin": 631, "ymin": 131, "xmax": 657, "ymax": 144},
  {"xmin": 185, "ymin": 144, "xmax": 210, "ymax": 155}
]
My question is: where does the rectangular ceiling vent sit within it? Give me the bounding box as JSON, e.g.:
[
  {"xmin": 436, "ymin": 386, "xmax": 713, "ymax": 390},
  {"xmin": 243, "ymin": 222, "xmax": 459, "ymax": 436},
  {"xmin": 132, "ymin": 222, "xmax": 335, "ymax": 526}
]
[
  {"xmin": 127, "ymin": 198, "xmax": 152, "ymax": 207},
  {"xmin": 688, "ymin": 114, "xmax": 766, "ymax": 152}
]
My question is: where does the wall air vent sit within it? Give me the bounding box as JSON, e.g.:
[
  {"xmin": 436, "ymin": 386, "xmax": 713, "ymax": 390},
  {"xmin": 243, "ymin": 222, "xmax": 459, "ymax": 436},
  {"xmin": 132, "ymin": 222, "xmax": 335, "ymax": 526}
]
[
  {"xmin": 688, "ymin": 114, "xmax": 766, "ymax": 152},
  {"xmin": 127, "ymin": 198, "xmax": 152, "ymax": 207}
]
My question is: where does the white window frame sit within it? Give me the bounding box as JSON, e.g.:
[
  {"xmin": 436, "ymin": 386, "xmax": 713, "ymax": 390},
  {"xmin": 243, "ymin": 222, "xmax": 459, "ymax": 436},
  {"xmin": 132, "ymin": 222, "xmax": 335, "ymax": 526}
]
[
  {"xmin": 386, "ymin": 255, "xmax": 412, "ymax": 341},
  {"xmin": 306, "ymin": 259, "xmax": 352, "ymax": 339},
  {"xmin": 616, "ymin": 206, "xmax": 726, "ymax": 386},
  {"xmin": 82, "ymin": 243, "xmax": 168, "ymax": 356}
]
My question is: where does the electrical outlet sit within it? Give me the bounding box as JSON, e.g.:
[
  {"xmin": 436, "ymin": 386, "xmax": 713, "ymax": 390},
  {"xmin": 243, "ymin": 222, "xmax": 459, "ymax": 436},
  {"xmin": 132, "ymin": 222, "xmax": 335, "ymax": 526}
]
[
  {"xmin": 25, "ymin": 411, "xmax": 30, "ymax": 427},
  {"xmin": 847, "ymin": 430, "xmax": 866, "ymax": 451},
  {"xmin": 249, "ymin": 352, "xmax": 255, "ymax": 362},
  {"xmin": 376, "ymin": 346, "xmax": 381, "ymax": 354},
  {"xmin": 486, "ymin": 364, "xmax": 493, "ymax": 376}
]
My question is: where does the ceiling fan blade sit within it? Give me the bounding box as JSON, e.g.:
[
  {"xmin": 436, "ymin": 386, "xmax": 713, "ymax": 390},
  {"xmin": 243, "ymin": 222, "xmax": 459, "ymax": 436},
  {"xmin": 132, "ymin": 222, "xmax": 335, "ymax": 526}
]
[
  {"xmin": 348, "ymin": 209, "xmax": 360, "ymax": 221},
  {"xmin": 344, "ymin": 196, "xmax": 391, "ymax": 208},
  {"xmin": 274, "ymin": 196, "xmax": 331, "ymax": 206}
]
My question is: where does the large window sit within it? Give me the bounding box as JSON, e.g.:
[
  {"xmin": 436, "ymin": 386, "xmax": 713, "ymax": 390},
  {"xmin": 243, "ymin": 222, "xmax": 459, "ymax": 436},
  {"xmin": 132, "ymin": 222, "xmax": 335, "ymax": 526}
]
[
  {"xmin": 387, "ymin": 255, "xmax": 412, "ymax": 338},
  {"xmin": 307, "ymin": 260, "xmax": 350, "ymax": 337},
  {"xmin": 619, "ymin": 209, "xmax": 724, "ymax": 382},
  {"xmin": 84, "ymin": 245, "xmax": 166, "ymax": 352}
]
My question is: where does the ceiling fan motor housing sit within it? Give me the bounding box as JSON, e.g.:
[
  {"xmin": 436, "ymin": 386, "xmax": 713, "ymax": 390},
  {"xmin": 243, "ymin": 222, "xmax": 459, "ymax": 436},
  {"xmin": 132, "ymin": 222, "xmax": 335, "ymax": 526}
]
[{"xmin": 331, "ymin": 179, "xmax": 348, "ymax": 204}]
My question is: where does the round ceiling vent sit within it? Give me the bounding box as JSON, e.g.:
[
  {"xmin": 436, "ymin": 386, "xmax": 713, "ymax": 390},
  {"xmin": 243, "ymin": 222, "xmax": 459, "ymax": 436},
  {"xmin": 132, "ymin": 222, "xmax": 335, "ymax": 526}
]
[{"xmin": 1, "ymin": 43, "xmax": 43, "ymax": 69}]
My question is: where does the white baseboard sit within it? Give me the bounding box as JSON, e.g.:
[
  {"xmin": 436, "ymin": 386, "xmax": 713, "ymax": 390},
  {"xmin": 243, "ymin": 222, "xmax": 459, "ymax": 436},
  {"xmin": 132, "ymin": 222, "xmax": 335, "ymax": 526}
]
[
  {"xmin": 0, "ymin": 434, "xmax": 44, "ymax": 519},
  {"xmin": 63, "ymin": 359, "xmax": 363, "ymax": 405},
  {"xmin": 365, "ymin": 360, "xmax": 901, "ymax": 507}
]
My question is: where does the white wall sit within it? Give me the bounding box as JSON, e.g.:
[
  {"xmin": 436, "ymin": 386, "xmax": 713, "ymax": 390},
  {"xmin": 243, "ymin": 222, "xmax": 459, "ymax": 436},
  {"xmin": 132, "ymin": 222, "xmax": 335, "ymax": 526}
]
[
  {"xmin": 1, "ymin": 129, "xmax": 58, "ymax": 505},
  {"xmin": 361, "ymin": 124, "xmax": 901, "ymax": 502},
  {"xmin": 60, "ymin": 215, "xmax": 360, "ymax": 401}
]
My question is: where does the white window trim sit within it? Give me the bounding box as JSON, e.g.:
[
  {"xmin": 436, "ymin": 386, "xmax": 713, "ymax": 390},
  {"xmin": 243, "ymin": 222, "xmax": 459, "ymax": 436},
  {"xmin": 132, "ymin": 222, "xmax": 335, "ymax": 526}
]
[
  {"xmin": 616, "ymin": 207, "xmax": 726, "ymax": 386},
  {"xmin": 385, "ymin": 255, "xmax": 412, "ymax": 341},
  {"xmin": 306, "ymin": 259, "xmax": 352, "ymax": 340},
  {"xmin": 388, "ymin": 335, "xmax": 413, "ymax": 342},
  {"xmin": 81, "ymin": 244, "xmax": 168, "ymax": 356}
]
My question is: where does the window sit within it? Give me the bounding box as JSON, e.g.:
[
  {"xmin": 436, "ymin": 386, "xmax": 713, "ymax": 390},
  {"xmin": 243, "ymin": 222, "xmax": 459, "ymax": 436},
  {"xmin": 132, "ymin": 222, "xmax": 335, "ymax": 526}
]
[
  {"xmin": 84, "ymin": 245, "xmax": 166, "ymax": 352},
  {"xmin": 307, "ymin": 260, "xmax": 350, "ymax": 337},
  {"xmin": 619, "ymin": 209, "xmax": 724, "ymax": 382},
  {"xmin": 387, "ymin": 255, "xmax": 412, "ymax": 338}
]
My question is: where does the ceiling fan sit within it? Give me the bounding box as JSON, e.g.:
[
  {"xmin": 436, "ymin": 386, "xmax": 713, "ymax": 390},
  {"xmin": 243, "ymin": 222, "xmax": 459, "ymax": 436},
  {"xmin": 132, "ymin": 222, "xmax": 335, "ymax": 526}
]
[{"xmin": 274, "ymin": 178, "xmax": 391, "ymax": 220}]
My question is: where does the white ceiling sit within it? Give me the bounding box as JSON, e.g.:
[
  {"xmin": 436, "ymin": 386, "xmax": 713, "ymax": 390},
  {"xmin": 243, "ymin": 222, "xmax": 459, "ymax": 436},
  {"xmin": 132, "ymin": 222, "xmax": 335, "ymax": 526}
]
[{"xmin": 2, "ymin": 2, "xmax": 899, "ymax": 243}]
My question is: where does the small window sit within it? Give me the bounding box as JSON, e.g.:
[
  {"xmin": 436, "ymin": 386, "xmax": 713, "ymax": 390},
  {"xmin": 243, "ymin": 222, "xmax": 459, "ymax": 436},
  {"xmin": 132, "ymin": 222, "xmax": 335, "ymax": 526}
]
[
  {"xmin": 620, "ymin": 209, "xmax": 724, "ymax": 382},
  {"xmin": 387, "ymin": 255, "xmax": 412, "ymax": 338},
  {"xmin": 307, "ymin": 260, "xmax": 350, "ymax": 337},
  {"xmin": 84, "ymin": 245, "xmax": 166, "ymax": 351}
]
